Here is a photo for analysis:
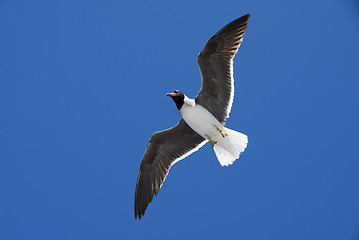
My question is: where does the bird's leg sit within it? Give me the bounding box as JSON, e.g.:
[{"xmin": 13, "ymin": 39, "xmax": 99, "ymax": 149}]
[
  {"xmin": 205, "ymin": 134, "xmax": 217, "ymax": 148},
  {"xmin": 213, "ymin": 124, "xmax": 228, "ymax": 138}
]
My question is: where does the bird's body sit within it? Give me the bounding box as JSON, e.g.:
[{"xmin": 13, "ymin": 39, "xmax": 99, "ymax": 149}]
[
  {"xmin": 180, "ymin": 95, "xmax": 248, "ymax": 166},
  {"xmin": 180, "ymin": 96, "xmax": 223, "ymax": 140},
  {"xmin": 135, "ymin": 14, "xmax": 251, "ymax": 219}
]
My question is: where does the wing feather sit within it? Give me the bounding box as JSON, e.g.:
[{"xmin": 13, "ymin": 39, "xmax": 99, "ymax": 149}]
[
  {"xmin": 135, "ymin": 119, "xmax": 206, "ymax": 219},
  {"xmin": 196, "ymin": 14, "xmax": 250, "ymax": 124}
]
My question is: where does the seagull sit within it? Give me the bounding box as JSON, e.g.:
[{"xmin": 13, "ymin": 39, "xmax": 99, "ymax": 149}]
[{"xmin": 135, "ymin": 14, "xmax": 250, "ymax": 219}]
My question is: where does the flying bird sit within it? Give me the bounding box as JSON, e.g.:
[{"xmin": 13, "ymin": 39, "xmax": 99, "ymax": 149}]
[{"xmin": 135, "ymin": 14, "xmax": 250, "ymax": 219}]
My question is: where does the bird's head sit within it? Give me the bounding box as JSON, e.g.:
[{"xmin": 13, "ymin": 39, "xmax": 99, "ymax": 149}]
[{"xmin": 166, "ymin": 90, "xmax": 185, "ymax": 110}]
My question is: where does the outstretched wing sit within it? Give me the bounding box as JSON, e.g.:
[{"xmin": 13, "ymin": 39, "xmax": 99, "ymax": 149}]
[
  {"xmin": 135, "ymin": 119, "xmax": 207, "ymax": 219},
  {"xmin": 195, "ymin": 14, "xmax": 250, "ymax": 124}
]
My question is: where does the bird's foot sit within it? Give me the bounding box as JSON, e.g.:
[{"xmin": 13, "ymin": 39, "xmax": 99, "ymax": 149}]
[
  {"xmin": 205, "ymin": 134, "xmax": 217, "ymax": 148},
  {"xmin": 213, "ymin": 124, "xmax": 228, "ymax": 138}
]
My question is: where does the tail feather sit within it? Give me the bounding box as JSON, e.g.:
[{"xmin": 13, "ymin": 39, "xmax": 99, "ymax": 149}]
[
  {"xmin": 213, "ymin": 145, "xmax": 236, "ymax": 166},
  {"xmin": 213, "ymin": 128, "xmax": 248, "ymax": 166}
]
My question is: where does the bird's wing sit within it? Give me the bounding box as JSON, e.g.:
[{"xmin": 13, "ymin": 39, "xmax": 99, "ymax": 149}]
[
  {"xmin": 135, "ymin": 119, "xmax": 207, "ymax": 219},
  {"xmin": 195, "ymin": 14, "xmax": 250, "ymax": 124}
]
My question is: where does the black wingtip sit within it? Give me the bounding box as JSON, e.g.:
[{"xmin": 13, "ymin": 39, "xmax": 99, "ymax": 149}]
[
  {"xmin": 239, "ymin": 14, "xmax": 250, "ymax": 22},
  {"xmin": 211, "ymin": 13, "xmax": 250, "ymax": 41},
  {"xmin": 135, "ymin": 206, "xmax": 144, "ymax": 220},
  {"xmin": 229, "ymin": 13, "xmax": 250, "ymax": 28},
  {"xmin": 135, "ymin": 213, "xmax": 142, "ymax": 220}
]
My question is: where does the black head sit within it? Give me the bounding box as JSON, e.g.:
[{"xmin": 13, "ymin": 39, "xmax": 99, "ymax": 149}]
[{"xmin": 166, "ymin": 90, "xmax": 185, "ymax": 110}]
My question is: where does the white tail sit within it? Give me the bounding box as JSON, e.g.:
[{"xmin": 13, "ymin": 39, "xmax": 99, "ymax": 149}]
[{"xmin": 213, "ymin": 127, "xmax": 248, "ymax": 166}]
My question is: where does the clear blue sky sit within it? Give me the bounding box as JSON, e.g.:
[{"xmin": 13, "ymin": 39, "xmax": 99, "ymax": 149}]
[{"xmin": 1, "ymin": 1, "xmax": 359, "ymax": 239}]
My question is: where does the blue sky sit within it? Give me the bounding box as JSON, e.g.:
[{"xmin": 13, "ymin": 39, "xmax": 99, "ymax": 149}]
[{"xmin": 1, "ymin": 1, "xmax": 359, "ymax": 239}]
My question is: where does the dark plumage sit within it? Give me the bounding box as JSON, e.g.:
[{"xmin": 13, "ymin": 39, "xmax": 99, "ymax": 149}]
[
  {"xmin": 135, "ymin": 119, "xmax": 205, "ymax": 219},
  {"xmin": 167, "ymin": 90, "xmax": 185, "ymax": 110},
  {"xmin": 196, "ymin": 14, "xmax": 249, "ymax": 124}
]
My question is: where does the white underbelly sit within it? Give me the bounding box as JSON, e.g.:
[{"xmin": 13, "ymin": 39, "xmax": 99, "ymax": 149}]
[{"xmin": 180, "ymin": 104, "xmax": 224, "ymax": 140}]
